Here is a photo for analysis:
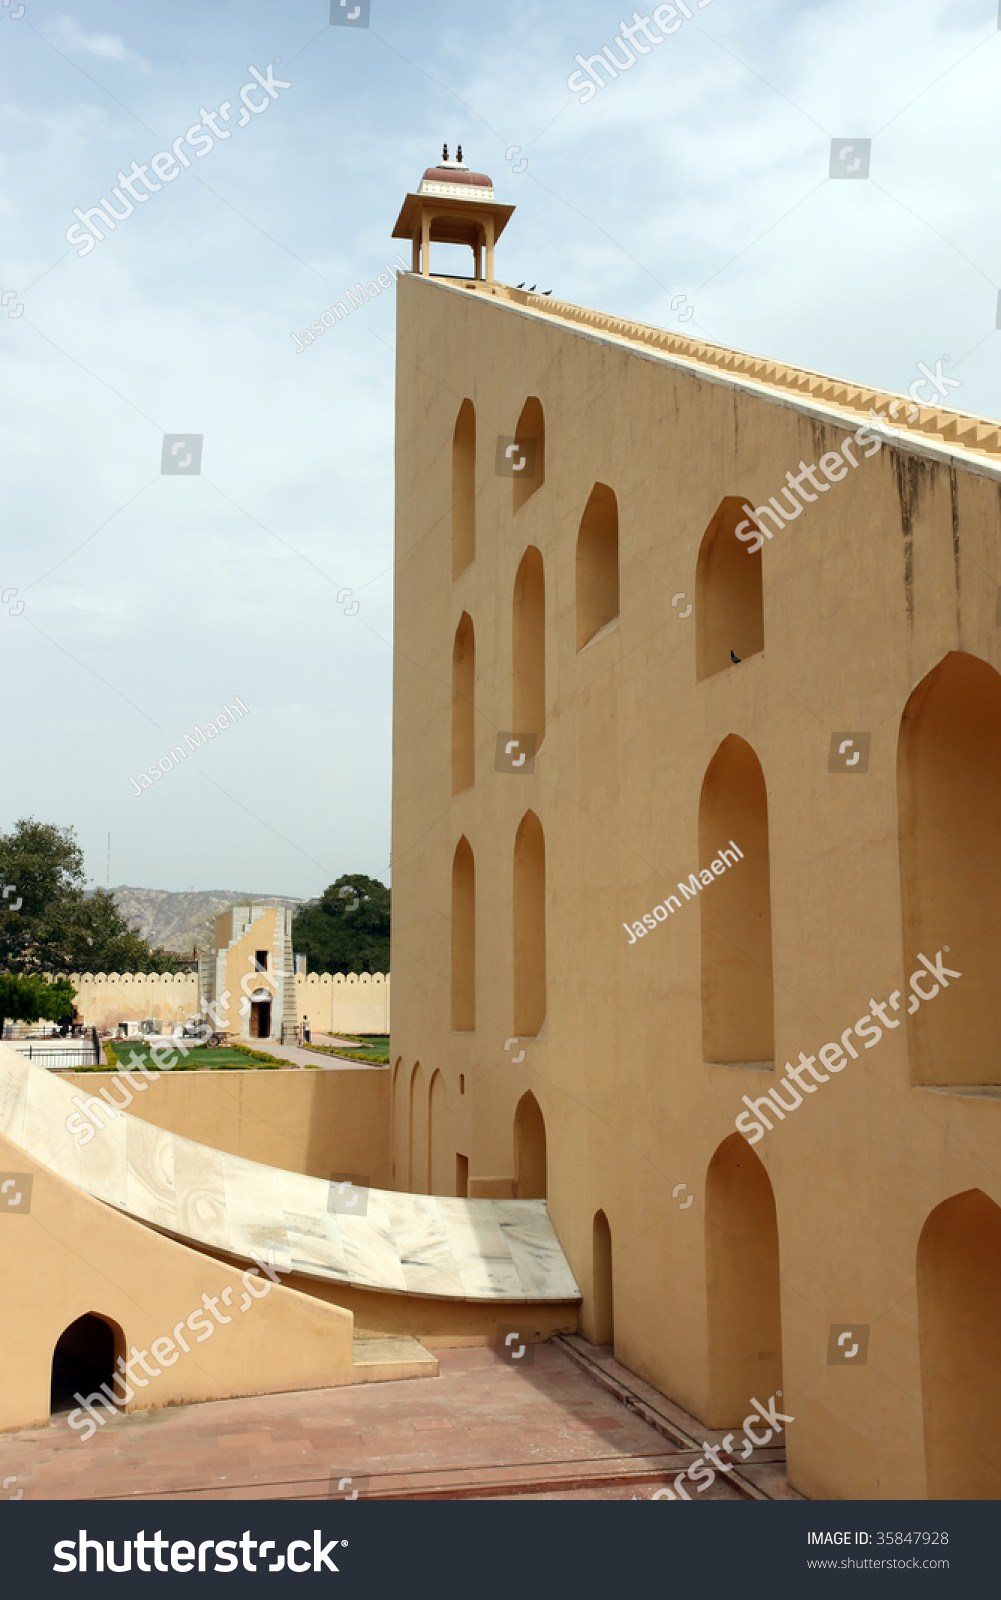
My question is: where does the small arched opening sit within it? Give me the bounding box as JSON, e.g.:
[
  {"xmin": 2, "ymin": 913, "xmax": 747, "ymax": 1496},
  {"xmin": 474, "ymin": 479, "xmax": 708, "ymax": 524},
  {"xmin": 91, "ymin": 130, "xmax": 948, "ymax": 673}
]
[
  {"xmin": 514, "ymin": 1090, "xmax": 547, "ymax": 1199},
  {"xmin": 409, "ymin": 1062, "xmax": 427, "ymax": 1193},
  {"xmin": 51, "ymin": 1312, "xmax": 126, "ymax": 1418},
  {"xmin": 428, "ymin": 1069, "xmax": 448, "ymax": 1195},
  {"xmin": 587, "ymin": 1209, "xmax": 614, "ymax": 1347}
]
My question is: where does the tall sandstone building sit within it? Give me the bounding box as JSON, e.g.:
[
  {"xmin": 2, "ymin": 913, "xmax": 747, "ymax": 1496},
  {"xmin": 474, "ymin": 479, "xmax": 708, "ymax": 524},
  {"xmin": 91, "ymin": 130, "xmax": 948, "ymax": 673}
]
[{"xmin": 390, "ymin": 152, "xmax": 1001, "ymax": 1500}]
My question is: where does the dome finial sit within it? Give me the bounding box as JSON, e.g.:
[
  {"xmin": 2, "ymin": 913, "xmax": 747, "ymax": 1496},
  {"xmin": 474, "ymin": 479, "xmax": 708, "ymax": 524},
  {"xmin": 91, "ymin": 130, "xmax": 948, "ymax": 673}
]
[
  {"xmin": 442, "ymin": 143, "xmax": 448, "ymax": 163},
  {"xmin": 457, "ymin": 144, "xmax": 463, "ymax": 163}
]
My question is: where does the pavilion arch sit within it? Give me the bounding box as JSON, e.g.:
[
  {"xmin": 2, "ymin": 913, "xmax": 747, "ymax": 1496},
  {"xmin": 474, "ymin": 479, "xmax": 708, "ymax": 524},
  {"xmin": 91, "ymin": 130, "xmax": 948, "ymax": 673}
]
[
  {"xmin": 451, "ymin": 836, "xmax": 476, "ymax": 1031},
  {"xmin": 452, "ymin": 399, "xmax": 476, "ymax": 579},
  {"xmin": 576, "ymin": 483, "xmax": 620, "ymax": 651},
  {"xmin": 428, "ymin": 1069, "xmax": 450, "ymax": 1196},
  {"xmin": 585, "ymin": 1209, "xmax": 614, "ymax": 1347},
  {"xmin": 513, "ymin": 810, "xmax": 546, "ymax": 1037},
  {"xmin": 917, "ymin": 1188, "xmax": 1001, "ymax": 1498},
  {"xmin": 452, "ymin": 612, "xmax": 475, "ymax": 794},
  {"xmin": 898, "ymin": 651, "xmax": 1001, "ymax": 1086},
  {"xmin": 695, "ymin": 496, "xmax": 764, "ymax": 681},
  {"xmin": 409, "ymin": 1062, "xmax": 427, "ymax": 1192},
  {"xmin": 51, "ymin": 1311, "xmax": 126, "ymax": 1418},
  {"xmin": 699, "ymin": 734, "xmax": 774, "ymax": 1067},
  {"xmin": 512, "ymin": 397, "xmax": 545, "ymax": 512},
  {"xmin": 514, "ymin": 1090, "xmax": 547, "ymax": 1199},
  {"xmin": 512, "ymin": 546, "xmax": 546, "ymax": 745},
  {"xmin": 705, "ymin": 1134, "xmax": 782, "ymax": 1427}
]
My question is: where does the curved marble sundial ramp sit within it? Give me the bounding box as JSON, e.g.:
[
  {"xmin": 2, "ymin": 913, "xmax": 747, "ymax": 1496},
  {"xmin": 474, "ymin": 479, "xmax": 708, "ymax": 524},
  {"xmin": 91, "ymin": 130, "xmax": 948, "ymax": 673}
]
[{"xmin": 0, "ymin": 1048, "xmax": 581, "ymax": 1306}]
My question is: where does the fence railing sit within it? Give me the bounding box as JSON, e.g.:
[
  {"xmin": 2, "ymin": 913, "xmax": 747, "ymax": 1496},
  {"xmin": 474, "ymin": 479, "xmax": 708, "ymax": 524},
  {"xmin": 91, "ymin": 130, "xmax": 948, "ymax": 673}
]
[{"xmin": 8, "ymin": 1046, "xmax": 99, "ymax": 1070}]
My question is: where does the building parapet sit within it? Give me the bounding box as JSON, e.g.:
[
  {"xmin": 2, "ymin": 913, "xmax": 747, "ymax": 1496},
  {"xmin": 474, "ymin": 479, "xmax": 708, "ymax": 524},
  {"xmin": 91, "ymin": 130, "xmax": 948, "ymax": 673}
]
[{"xmin": 437, "ymin": 278, "xmax": 1001, "ymax": 468}]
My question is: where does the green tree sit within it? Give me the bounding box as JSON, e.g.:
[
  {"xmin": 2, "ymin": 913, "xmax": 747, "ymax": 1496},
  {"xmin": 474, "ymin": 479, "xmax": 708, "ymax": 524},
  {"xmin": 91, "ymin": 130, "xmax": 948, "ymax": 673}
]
[
  {"xmin": 0, "ymin": 973, "xmax": 76, "ymax": 1039},
  {"xmin": 0, "ymin": 818, "xmax": 185, "ymax": 975},
  {"xmin": 291, "ymin": 875, "xmax": 390, "ymax": 976}
]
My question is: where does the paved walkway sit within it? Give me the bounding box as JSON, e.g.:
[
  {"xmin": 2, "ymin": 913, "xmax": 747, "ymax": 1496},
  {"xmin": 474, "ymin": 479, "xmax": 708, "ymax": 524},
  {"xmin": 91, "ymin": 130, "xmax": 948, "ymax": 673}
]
[{"xmin": 0, "ymin": 1342, "xmax": 796, "ymax": 1502}]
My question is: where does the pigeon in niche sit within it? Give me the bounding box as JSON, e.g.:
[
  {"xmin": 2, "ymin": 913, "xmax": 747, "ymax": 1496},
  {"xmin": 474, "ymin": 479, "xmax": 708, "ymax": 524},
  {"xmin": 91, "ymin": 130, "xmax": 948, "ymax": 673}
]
[{"xmin": 731, "ymin": 650, "xmax": 741, "ymax": 664}]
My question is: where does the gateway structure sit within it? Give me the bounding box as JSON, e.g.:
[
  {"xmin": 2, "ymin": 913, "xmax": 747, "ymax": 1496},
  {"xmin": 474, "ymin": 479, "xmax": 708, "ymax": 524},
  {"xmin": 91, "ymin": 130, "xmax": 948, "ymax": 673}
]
[{"xmin": 388, "ymin": 154, "xmax": 1001, "ymax": 1500}]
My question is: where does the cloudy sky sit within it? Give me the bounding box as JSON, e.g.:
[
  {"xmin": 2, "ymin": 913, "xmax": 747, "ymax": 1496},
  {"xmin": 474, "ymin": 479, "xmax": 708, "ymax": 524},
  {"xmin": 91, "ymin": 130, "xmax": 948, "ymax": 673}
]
[{"xmin": 1, "ymin": 0, "xmax": 998, "ymax": 899}]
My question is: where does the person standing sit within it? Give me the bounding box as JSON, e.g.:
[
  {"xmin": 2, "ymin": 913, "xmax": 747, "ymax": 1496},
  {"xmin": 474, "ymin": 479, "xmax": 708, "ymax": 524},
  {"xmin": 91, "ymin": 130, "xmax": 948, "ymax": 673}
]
[{"xmin": 302, "ymin": 1015, "xmax": 311, "ymax": 1044}]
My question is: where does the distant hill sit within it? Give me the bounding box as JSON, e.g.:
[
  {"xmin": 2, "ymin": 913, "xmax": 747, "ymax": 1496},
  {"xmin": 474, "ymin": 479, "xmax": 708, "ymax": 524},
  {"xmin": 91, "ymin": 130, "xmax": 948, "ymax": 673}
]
[{"xmin": 106, "ymin": 886, "xmax": 310, "ymax": 955}]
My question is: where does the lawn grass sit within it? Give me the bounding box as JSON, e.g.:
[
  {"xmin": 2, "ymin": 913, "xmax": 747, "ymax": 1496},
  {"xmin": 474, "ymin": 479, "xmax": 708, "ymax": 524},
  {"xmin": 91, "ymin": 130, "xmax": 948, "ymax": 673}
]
[
  {"xmin": 304, "ymin": 1040, "xmax": 390, "ymax": 1065},
  {"xmin": 92, "ymin": 1041, "xmax": 279, "ymax": 1072}
]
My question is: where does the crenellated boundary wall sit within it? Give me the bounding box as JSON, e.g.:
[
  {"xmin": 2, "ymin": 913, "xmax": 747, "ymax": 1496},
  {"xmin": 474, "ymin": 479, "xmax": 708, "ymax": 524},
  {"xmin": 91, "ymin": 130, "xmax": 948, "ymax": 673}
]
[{"xmin": 54, "ymin": 970, "xmax": 390, "ymax": 1035}]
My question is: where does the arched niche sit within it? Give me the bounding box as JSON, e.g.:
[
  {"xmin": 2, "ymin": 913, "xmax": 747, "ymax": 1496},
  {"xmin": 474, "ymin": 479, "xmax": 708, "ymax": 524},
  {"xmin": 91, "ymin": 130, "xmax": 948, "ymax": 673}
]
[
  {"xmin": 391, "ymin": 1057, "xmax": 403, "ymax": 1186},
  {"xmin": 512, "ymin": 397, "xmax": 545, "ymax": 512},
  {"xmin": 514, "ymin": 1090, "xmax": 547, "ymax": 1199},
  {"xmin": 699, "ymin": 735, "xmax": 774, "ymax": 1067},
  {"xmin": 452, "ymin": 400, "xmax": 476, "ymax": 579},
  {"xmin": 898, "ymin": 651, "xmax": 1001, "ymax": 1086},
  {"xmin": 705, "ymin": 1134, "xmax": 782, "ymax": 1427},
  {"xmin": 695, "ymin": 496, "xmax": 764, "ymax": 680},
  {"xmin": 452, "ymin": 612, "xmax": 475, "ymax": 794},
  {"xmin": 409, "ymin": 1062, "xmax": 427, "ymax": 1192},
  {"xmin": 428, "ymin": 1069, "xmax": 449, "ymax": 1196},
  {"xmin": 513, "ymin": 810, "xmax": 546, "ymax": 1037},
  {"xmin": 586, "ymin": 1209, "xmax": 614, "ymax": 1347},
  {"xmin": 513, "ymin": 546, "xmax": 545, "ymax": 745},
  {"xmin": 451, "ymin": 836, "xmax": 475, "ymax": 1031},
  {"xmin": 917, "ymin": 1188, "xmax": 1001, "ymax": 1498},
  {"xmin": 576, "ymin": 483, "xmax": 619, "ymax": 651}
]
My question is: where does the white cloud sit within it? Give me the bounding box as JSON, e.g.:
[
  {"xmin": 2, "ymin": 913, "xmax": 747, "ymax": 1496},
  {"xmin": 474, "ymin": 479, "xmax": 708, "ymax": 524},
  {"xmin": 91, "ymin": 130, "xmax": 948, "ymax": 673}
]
[{"xmin": 46, "ymin": 14, "xmax": 148, "ymax": 69}]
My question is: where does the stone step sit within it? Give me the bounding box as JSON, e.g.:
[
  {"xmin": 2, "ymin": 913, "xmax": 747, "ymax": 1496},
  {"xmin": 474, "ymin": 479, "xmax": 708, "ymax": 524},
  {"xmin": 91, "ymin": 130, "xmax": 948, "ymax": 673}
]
[{"xmin": 351, "ymin": 1336, "xmax": 439, "ymax": 1385}]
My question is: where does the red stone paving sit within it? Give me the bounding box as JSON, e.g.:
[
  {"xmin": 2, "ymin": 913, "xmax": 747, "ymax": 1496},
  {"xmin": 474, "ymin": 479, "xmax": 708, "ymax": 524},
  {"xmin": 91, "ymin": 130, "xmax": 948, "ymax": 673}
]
[{"xmin": 0, "ymin": 1343, "xmax": 792, "ymax": 1503}]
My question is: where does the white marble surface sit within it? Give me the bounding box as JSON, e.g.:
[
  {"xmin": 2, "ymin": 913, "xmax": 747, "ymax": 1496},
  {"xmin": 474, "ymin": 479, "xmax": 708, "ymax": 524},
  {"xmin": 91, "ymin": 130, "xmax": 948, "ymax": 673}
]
[{"xmin": 0, "ymin": 1047, "xmax": 580, "ymax": 1304}]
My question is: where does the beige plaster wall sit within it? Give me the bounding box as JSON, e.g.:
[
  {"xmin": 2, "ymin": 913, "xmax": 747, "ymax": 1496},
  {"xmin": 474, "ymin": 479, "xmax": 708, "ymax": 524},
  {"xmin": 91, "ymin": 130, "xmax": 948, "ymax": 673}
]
[
  {"xmin": 389, "ymin": 270, "xmax": 1001, "ymax": 1500},
  {"xmin": 58, "ymin": 972, "xmax": 199, "ymax": 1030},
  {"xmin": 0, "ymin": 1132, "xmax": 355, "ymax": 1434},
  {"xmin": 66, "ymin": 1067, "xmax": 391, "ymax": 1185},
  {"xmin": 296, "ymin": 972, "xmax": 390, "ymax": 1034}
]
